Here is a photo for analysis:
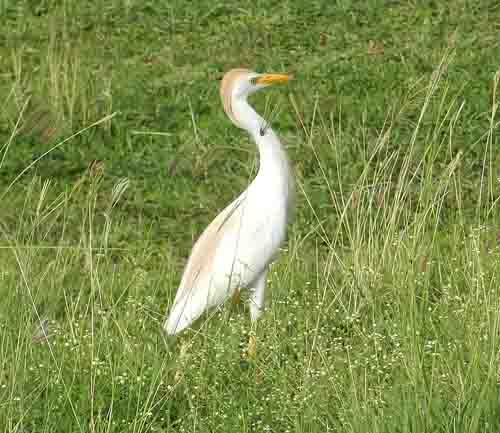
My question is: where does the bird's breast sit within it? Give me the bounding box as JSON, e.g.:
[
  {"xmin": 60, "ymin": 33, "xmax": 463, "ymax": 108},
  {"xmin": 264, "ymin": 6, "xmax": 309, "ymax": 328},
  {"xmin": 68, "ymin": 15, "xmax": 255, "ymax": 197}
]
[{"xmin": 244, "ymin": 176, "xmax": 292, "ymax": 244}]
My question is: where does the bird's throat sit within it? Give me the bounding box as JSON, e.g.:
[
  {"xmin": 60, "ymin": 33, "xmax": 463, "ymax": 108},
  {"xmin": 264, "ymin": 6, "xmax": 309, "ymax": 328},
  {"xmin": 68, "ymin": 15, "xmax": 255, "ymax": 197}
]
[{"xmin": 233, "ymin": 98, "xmax": 293, "ymax": 193}]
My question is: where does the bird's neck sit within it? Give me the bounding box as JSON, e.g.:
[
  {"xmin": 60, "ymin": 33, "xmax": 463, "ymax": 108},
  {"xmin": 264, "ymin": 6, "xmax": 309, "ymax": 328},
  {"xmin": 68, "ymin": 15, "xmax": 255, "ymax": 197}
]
[
  {"xmin": 252, "ymin": 127, "xmax": 290, "ymax": 180},
  {"xmin": 232, "ymin": 99, "xmax": 291, "ymax": 181}
]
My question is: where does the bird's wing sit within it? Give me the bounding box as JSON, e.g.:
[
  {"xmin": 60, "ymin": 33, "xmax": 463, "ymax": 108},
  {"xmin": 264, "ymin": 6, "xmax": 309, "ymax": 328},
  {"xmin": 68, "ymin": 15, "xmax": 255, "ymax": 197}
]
[
  {"xmin": 164, "ymin": 196, "xmax": 245, "ymax": 334},
  {"xmin": 174, "ymin": 196, "xmax": 244, "ymax": 301}
]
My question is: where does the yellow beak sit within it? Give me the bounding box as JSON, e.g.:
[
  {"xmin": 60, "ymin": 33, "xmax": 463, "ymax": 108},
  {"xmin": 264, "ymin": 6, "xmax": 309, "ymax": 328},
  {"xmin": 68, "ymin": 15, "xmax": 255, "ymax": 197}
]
[{"xmin": 256, "ymin": 73, "xmax": 293, "ymax": 86}]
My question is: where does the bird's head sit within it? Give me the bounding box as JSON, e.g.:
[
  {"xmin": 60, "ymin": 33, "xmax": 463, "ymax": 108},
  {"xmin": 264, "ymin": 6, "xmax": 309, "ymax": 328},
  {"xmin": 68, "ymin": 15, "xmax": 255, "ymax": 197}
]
[{"xmin": 220, "ymin": 68, "xmax": 292, "ymax": 129}]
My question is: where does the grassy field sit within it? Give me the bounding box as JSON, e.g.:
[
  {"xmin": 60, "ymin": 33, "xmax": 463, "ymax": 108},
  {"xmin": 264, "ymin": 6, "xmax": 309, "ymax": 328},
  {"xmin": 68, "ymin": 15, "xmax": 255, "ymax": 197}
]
[{"xmin": 1, "ymin": 0, "xmax": 500, "ymax": 431}]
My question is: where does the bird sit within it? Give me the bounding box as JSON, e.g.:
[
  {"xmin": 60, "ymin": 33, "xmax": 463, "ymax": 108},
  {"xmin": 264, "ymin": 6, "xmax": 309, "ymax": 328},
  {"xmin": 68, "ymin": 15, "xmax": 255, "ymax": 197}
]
[{"xmin": 164, "ymin": 68, "xmax": 295, "ymax": 357}]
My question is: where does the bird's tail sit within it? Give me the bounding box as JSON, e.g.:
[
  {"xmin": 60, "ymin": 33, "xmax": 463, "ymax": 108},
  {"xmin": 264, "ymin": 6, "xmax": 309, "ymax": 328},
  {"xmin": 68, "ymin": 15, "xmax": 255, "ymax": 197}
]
[
  {"xmin": 164, "ymin": 302, "xmax": 193, "ymax": 335},
  {"xmin": 163, "ymin": 293, "xmax": 207, "ymax": 335}
]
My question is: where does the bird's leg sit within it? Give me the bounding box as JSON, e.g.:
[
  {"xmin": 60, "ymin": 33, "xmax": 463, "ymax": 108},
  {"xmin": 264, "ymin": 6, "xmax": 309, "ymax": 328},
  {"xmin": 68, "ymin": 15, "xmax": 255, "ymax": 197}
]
[
  {"xmin": 247, "ymin": 268, "xmax": 268, "ymax": 359},
  {"xmin": 231, "ymin": 288, "xmax": 241, "ymax": 306},
  {"xmin": 249, "ymin": 268, "xmax": 268, "ymax": 321},
  {"xmin": 247, "ymin": 327, "xmax": 257, "ymax": 359}
]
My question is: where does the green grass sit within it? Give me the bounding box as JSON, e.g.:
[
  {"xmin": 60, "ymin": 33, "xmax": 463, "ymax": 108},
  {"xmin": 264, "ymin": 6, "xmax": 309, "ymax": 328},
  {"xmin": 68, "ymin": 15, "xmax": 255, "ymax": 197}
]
[{"xmin": 1, "ymin": 0, "xmax": 500, "ymax": 431}]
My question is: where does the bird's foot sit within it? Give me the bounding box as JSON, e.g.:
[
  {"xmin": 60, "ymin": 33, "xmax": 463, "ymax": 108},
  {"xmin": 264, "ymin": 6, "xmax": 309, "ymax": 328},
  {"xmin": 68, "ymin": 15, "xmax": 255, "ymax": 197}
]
[{"xmin": 247, "ymin": 334, "xmax": 257, "ymax": 359}]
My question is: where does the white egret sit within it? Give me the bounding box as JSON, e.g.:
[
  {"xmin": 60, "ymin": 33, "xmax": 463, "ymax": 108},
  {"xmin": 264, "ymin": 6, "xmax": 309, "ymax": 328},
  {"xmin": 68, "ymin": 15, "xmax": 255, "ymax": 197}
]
[{"xmin": 164, "ymin": 69, "xmax": 295, "ymax": 356}]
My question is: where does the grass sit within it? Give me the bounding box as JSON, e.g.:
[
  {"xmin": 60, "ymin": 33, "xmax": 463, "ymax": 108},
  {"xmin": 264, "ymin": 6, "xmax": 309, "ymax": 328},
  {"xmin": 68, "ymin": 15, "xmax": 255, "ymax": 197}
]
[{"xmin": 1, "ymin": 0, "xmax": 500, "ymax": 431}]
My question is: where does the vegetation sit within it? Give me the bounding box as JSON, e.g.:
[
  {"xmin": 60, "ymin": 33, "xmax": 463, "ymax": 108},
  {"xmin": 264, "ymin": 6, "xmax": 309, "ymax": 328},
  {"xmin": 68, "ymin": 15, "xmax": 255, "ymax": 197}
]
[{"xmin": 1, "ymin": 1, "xmax": 500, "ymax": 431}]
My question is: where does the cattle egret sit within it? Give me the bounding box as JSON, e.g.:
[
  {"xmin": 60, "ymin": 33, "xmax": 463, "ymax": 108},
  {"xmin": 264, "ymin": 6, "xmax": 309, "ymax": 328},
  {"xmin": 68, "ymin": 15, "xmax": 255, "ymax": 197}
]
[{"xmin": 164, "ymin": 69, "xmax": 295, "ymax": 357}]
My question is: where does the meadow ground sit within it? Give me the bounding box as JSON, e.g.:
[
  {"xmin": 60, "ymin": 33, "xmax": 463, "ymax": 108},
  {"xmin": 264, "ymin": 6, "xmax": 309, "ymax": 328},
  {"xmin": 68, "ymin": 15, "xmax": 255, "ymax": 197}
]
[{"xmin": 1, "ymin": 1, "xmax": 500, "ymax": 432}]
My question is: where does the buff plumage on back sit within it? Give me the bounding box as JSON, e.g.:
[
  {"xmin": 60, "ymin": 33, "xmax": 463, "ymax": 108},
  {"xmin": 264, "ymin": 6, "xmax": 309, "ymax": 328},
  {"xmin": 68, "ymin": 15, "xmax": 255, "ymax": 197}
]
[
  {"xmin": 165, "ymin": 197, "xmax": 244, "ymax": 334},
  {"xmin": 174, "ymin": 199, "xmax": 242, "ymax": 301},
  {"xmin": 220, "ymin": 68, "xmax": 250, "ymax": 127}
]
